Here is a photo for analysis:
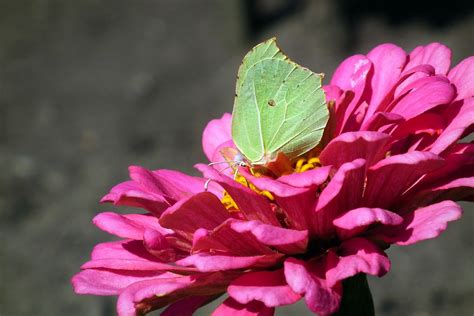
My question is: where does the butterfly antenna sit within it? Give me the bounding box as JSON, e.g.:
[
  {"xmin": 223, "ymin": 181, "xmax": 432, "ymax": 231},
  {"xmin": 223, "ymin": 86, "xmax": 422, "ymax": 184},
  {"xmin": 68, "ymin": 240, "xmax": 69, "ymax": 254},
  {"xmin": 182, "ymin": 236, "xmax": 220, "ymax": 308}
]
[{"xmin": 203, "ymin": 178, "xmax": 212, "ymax": 192}]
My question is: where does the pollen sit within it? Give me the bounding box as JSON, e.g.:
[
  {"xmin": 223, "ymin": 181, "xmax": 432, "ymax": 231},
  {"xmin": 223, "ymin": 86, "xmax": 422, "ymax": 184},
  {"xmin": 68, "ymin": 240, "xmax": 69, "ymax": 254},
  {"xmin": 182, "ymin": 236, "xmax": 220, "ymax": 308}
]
[
  {"xmin": 294, "ymin": 156, "xmax": 321, "ymax": 173},
  {"xmin": 220, "ymin": 170, "xmax": 275, "ymax": 212}
]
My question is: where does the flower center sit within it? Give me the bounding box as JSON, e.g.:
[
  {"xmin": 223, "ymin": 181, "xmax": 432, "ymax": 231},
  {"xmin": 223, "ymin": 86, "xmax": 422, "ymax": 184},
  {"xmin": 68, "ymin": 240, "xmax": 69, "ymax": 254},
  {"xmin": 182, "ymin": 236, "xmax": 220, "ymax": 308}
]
[{"xmin": 220, "ymin": 152, "xmax": 322, "ymax": 212}]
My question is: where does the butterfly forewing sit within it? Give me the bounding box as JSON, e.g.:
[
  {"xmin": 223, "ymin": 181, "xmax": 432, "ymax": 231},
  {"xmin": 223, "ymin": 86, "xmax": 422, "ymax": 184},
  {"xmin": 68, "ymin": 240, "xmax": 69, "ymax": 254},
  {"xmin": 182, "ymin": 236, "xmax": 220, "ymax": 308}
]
[{"xmin": 232, "ymin": 38, "xmax": 328, "ymax": 164}]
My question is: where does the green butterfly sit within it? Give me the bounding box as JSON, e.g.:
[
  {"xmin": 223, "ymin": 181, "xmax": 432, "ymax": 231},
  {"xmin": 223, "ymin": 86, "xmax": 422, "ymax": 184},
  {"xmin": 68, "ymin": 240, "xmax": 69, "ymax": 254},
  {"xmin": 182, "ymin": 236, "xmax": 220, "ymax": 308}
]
[{"xmin": 231, "ymin": 38, "xmax": 329, "ymax": 166}]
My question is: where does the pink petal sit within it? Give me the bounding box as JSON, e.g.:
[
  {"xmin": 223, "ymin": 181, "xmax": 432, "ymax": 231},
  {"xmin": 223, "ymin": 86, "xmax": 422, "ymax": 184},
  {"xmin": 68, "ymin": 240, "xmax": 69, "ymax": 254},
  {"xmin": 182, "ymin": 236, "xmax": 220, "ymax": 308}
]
[
  {"xmin": 202, "ymin": 113, "xmax": 233, "ymax": 162},
  {"xmin": 101, "ymin": 166, "xmax": 221, "ymax": 215},
  {"xmin": 196, "ymin": 164, "xmax": 279, "ymax": 226},
  {"xmin": 143, "ymin": 229, "xmax": 179, "ymax": 262},
  {"xmin": 390, "ymin": 78, "xmax": 456, "ymax": 120},
  {"xmin": 83, "ymin": 240, "xmax": 192, "ymax": 272},
  {"xmin": 176, "ymin": 253, "xmax": 283, "ymax": 272},
  {"xmin": 284, "ymin": 258, "xmax": 341, "ymax": 315},
  {"xmin": 364, "ymin": 44, "xmax": 407, "ymax": 120},
  {"xmin": 333, "ymin": 207, "xmax": 403, "ymax": 239},
  {"xmin": 319, "ymin": 131, "xmax": 390, "ymax": 168},
  {"xmin": 71, "ymin": 269, "xmax": 165, "ymax": 295},
  {"xmin": 92, "ymin": 212, "xmax": 169, "ymax": 240},
  {"xmin": 325, "ymin": 238, "xmax": 390, "ymax": 287},
  {"xmin": 363, "ymin": 151, "xmax": 445, "ymax": 208},
  {"xmin": 159, "ymin": 192, "xmax": 230, "ymax": 240},
  {"xmin": 429, "ymin": 177, "xmax": 474, "ymax": 201},
  {"xmin": 361, "ymin": 112, "xmax": 404, "ymax": 133},
  {"xmin": 313, "ymin": 159, "xmax": 366, "ymax": 238},
  {"xmin": 212, "ymin": 298, "xmax": 275, "ymax": 316},
  {"xmin": 406, "ymin": 43, "xmax": 452, "ymax": 75},
  {"xmin": 161, "ymin": 296, "xmax": 219, "ymax": 316},
  {"xmin": 430, "ymin": 97, "xmax": 474, "ymax": 154},
  {"xmin": 192, "ymin": 219, "xmax": 274, "ymax": 256},
  {"xmin": 231, "ymin": 220, "xmax": 308, "ymax": 254},
  {"xmin": 100, "ymin": 180, "xmax": 170, "ymax": 214},
  {"xmin": 278, "ymin": 166, "xmax": 331, "ymax": 188},
  {"xmin": 117, "ymin": 272, "xmax": 233, "ymax": 316},
  {"xmin": 376, "ymin": 200, "xmax": 462, "ymax": 246},
  {"xmin": 240, "ymin": 168, "xmax": 330, "ymax": 232},
  {"xmin": 330, "ymin": 55, "xmax": 372, "ymax": 133},
  {"xmin": 228, "ymin": 270, "xmax": 301, "ymax": 307},
  {"xmin": 448, "ymin": 56, "xmax": 474, "ymax": 101}
]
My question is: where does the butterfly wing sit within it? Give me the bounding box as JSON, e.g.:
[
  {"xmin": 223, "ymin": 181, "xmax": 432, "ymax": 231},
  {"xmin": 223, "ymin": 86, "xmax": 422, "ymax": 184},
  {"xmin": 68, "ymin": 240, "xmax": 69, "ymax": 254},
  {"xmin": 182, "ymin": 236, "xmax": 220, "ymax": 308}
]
[{"xmin": 232, "ymin": 38, "xmax": 328, "ymax": 164}]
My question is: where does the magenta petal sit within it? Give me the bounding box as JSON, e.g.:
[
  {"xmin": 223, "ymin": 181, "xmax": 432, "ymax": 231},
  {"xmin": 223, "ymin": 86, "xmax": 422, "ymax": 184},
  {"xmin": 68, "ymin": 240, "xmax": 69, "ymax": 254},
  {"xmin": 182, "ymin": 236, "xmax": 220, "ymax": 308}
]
[
  {"xmin": 176, "ymin": 253, "xmax": 283, "ymax": 272},
  {"xmin": 93, "ymin": 212, "xmax": 169, "ymax": 240},
  {"xmin": 406, "ymin": 43, "xmax": 452, "ymax": 75},
  {"xmin": 212, "ymin": 298, "xmax": 275, "ymax": 316},
  {"xmin": 202, "ymin": 113, "xmax": 234, "ymax": 163},
  {"xmin": 117, "ymin": 272, "xmax": 233, "ymax": 316},
  {"xmin": 100, "ymin": 180, "xmax": 170, "ymax": 214},
  {"xmin": 428, "ymin": 177, "xmax": 474, "ymax": 202},
  {"xmin": 333, "ymin": 207, "xmax": 403, "ymax": 239},
  {"xmin": 390, "ymin": 78, "xmax": 456, "ymax": 120},
  {"xmin": 192, "ymin": 219, "xmax": 273, "ymax": 256},
  {"xmin": 330, "ymin": 54, "xmax": 371, "ymax": 90},
  {"xmin": 284, "ymin": 258, "xmax": 341, "ymax": 315},
  {"xmin": 159, "ymin": 192, "xmax": 230, "ymax": 240},
  {"xmin": 448, "ymin": 56, "xmax": 474, "ymax": 101},
  {"xmin": 320, "ymin": 131, "xmax": 390, "ymax": 168},
  {"xmin": 430, "ymin": 97, "xmax": 474, "ymax": 154},
  {"xmin": 196, "ymin": 164, "xmax": 279, "ymax": 226},
  {"xmin": 361, "ymin": 112, "xmax": 404, "ymax": 133},
  {"xmin": 325, "ymin": 238, "xmax": 390, "ymax": 287},
  {"xmin": 330, "ymin": 55, "xmax": 372, "ymax": 134},
  {"xmin": 376, "ymin": 200, "xmax": 462, "ymax": 246},
  {"xmin": 364, "ymin": 44, "xmax": 407, "ymax": 119},
  {"xmin": 278, "ymin": 166, "xmax": 331, "ymax": 188},
  {"xmin": 239, "ymin": 168, "xmax": 330, "ymax": 232},
  {"xmin": 71, "ymin": 269, "xmax": 165, "ymax": 295},
  {"xmin": 231, "ymin": 220, "xmax": 308, "ymax": 254},
  {"xmin": 161, "ymin": 295, "xmax": 219, "ymax": 316},
  {"xmin": 83, "ymin": 240, "xmax": 192, "ymax": 272},
  {"xmin": 228, "ymin": 270, "xmax": 301, "ymax": 307},
  {"xmin": 313, "ymin": 159, "xmax": 366, "ymax": 238},
  {"xmin": 364, "ymin": 151, "xmax": 445, "ymax": 208}
]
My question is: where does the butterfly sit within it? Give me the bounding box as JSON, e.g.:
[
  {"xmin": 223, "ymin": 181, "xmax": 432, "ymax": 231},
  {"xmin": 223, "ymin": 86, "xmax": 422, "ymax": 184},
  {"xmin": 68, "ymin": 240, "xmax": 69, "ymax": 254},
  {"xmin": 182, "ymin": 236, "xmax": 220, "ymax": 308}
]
[{"xmin": 231, "ymin": 38, "xmax": 328, "ymax": 167}]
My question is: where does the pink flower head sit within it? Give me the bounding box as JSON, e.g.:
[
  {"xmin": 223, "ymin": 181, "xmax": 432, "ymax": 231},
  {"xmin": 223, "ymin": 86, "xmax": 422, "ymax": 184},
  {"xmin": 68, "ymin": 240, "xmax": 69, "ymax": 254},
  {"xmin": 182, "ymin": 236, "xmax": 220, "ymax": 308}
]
[{"xmin": 72, "ymin": 43, "xmax": 473, "ymax": 315}]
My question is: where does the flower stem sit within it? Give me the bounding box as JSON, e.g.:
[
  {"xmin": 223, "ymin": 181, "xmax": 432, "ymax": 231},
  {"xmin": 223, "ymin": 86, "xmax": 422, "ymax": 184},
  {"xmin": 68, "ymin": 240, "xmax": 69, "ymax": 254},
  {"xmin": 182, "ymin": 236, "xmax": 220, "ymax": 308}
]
[{"xmin": 333, "ymin": 273, "xmax": 375, "ymax": 316}]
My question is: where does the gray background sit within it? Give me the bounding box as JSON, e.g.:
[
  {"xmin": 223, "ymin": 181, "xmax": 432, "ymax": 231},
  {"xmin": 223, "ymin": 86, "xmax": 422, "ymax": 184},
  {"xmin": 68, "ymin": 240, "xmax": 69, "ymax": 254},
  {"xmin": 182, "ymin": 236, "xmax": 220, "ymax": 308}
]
[{"xmin": 1, "ymin": 0, "xmax": 473, "ymax": 315}]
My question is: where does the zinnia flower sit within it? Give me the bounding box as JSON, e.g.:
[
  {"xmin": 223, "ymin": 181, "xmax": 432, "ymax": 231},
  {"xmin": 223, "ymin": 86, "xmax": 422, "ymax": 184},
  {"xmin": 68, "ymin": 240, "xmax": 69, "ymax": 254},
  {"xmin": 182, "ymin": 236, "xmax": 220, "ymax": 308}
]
[{"xmin": 72, "ymin": 42, "xmax": 473, "ymax": 315}]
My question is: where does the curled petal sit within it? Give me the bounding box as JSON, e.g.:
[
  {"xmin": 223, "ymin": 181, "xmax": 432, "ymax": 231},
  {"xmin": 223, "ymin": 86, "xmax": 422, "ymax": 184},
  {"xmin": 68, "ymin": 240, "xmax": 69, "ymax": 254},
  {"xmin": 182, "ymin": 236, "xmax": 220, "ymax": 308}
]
[
  {"xmin": 375, "ymin": 200, "xmax": 462, "ymax": 245},
  {"xmin": 228, "ymin": 270, "xmax": 301, "ymax": 307},
  {"xmin": 212, "ymin": 297, "xmax": 275, "ymax": 316},
  {"xmin": 284, "ymin": 258, "xmax": 341, "ymax": 315},
  {"xmin": 117, "ymin": 272, "xmax": 233, "ymax": 316},
  {"xmin": 325, "ymin": 238, "xmax": 391, "ymax": 287},
  {"xmin": 333, "ymin": 207, "xmax": 403, "ymax": 239}
]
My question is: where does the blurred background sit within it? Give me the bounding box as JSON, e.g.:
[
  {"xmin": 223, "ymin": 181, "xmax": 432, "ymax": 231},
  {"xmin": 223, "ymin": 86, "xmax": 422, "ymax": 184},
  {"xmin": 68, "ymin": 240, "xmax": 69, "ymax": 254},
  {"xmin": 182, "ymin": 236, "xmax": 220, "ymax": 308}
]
[{"xmin": 1, "ymin": 0, "xmax": 473, "ymax": 315}]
